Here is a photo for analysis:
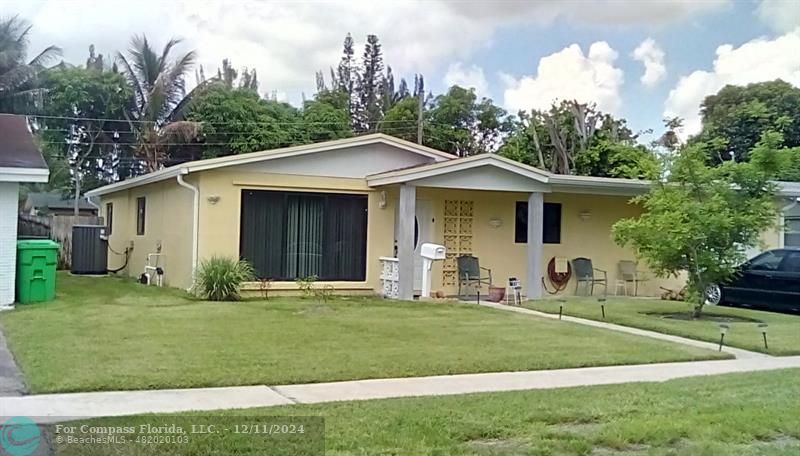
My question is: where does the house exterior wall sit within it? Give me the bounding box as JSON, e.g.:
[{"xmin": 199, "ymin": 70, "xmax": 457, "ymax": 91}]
[
  {"xmin": 0, "ymin": 182, "xmax": 19, "ymax": 305},
  {"xmin": 101, "ymin": 178, "xmax": 194, "ymax": 288},
  {"xmin": 196, "ymin": 169, "xmax": 395, "ymax": 293}
]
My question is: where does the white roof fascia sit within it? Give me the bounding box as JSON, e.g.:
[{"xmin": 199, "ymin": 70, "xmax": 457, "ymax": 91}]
[{"xmin": 0, "ymin": 166, "xmax": 49, "ymax": 183}]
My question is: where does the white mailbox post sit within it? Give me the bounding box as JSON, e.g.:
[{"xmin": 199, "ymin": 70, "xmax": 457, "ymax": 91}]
[{"xmin": 420, "ymin": 243, "xmax": 446, "ymax": 298}]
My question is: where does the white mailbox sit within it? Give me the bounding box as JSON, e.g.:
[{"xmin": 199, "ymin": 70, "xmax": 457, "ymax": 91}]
[
  {"xmin": 420, "ymin": 243, "xmax": 446, "ymax": 298},
  {"xmin": 421, "ymin": 243, "xmax": 446, "ymax": 260}
]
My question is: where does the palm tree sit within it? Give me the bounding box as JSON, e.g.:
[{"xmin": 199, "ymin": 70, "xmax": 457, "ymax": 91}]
[
  {"xmin": 0, "ymin": 15, "xmax": 61, "ymax": 111},
  {"xmin": 116, "ymin": 35, "xmax": 207, "ymax": 172}
]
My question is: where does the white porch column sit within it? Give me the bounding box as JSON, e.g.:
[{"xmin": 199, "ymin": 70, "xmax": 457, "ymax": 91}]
[
  {"xmin": 397, "ymin": 184, "xmax": 416, "ymax": 300},
  {"xmin": 526, "ymin": 192, "xmax": 544, "ymax": 300}
]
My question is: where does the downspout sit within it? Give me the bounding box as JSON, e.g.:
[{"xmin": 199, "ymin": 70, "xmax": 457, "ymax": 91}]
[
  {"xmin": 176, "ymin": 169, "xmax": 199, "ymax": 287},
  {"xmin": 85, "ymin": 195, "xmax": 101, "ymax": 211}
]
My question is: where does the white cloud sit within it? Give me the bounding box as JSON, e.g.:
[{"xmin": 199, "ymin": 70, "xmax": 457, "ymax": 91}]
[
  {"xmin": 632, "ymin": 38, "xmax": 666, "ymax": 87},
  {"xmin": 438, "ymin": 0, "xmax": 729, "ymax": 26},
  {"xmin": 755, "ymin": 0, "xmax": 800, "ymax": 32},
  {"xmin": 664, "ymin": 30, "xmax": 800, "ymax": 137},
  {"xmin": 443, "ymin": 63, "xmax": 489, "ymax": 97},
  {"xmin": 502, "ymin": 41, "xmax": 625, "ymax": 114},
  {"xmin": 14, "ymin": 0, "xmax": 729, "ymax": 106}
]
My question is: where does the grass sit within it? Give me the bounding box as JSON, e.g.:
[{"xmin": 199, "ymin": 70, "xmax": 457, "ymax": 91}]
[
  {"xmin": 52, "ymin": 368, "xmax": 800, "ymax": 455},
  {"xmin": 524, "ymin": 297, "xmax": 800, "ymax": 355},
  {"xmin": 0, "ymin": 273, "xmax": 727, "ymax": 393}
]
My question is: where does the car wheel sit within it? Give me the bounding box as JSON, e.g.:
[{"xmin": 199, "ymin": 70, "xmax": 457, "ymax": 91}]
[{"xmin": 705, "ymin": 284, "xmax": 723, "ymax": 305}]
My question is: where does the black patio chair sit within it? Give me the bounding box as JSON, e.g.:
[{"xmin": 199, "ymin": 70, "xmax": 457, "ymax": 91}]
[
  {"xmin": 571, "ymin": 257, "xmax": 607, "ymax": 296},
  {"xmin": 457, "ymin": 255, "xmax": 492, "ymax": 298}
]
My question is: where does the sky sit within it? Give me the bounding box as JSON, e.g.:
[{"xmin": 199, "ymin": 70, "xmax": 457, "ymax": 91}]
[{"xmin": 7, "ymin": 0, "xmax": 800, "ymax": 141}]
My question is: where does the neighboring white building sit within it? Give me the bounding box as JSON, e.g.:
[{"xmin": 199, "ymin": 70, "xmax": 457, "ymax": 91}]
[{"xmin": 0, "ymin": 114, "xmax": 49, "ymax": 306}]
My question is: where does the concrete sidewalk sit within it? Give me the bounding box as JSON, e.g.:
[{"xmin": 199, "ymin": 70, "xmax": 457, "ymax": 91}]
[
  {"xmin": 477, "ymin": 301, "xmax": 770, "ymax": 360},
  {"xmin": 3, "ymin": 356, "xmax": 799, "ymax": 423},
  {"xmin": 0, "ymin": 328, "xmax": 26, "ymax": 396}
]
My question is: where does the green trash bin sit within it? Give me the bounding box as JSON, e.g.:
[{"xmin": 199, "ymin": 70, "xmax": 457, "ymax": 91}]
[{"xmin": 16, "ymin": 239, "xmax": 59, "ymax": 304}]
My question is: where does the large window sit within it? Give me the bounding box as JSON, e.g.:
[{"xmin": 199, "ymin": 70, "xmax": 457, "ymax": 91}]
[
  {"xmin": 784, "ymin": 204, "xmax": 800, "ymax": 247},
  {"xmin": 515, "ymin": 201, "xmax": 562, "ymax": 244},
  {"xmin": 136, "ymin": 197, "xmax": 146, "ymax": 235},
  {"xmin": 106, "ymin": 202, "xmax": 113, "ymax": 235},
  {"xmin": 240, "ymin": 190, "xmax": 368, "ymax": 281},
  {"xmin": 786, "ymin": 218, "xmax": 800, "ymax": 247}
]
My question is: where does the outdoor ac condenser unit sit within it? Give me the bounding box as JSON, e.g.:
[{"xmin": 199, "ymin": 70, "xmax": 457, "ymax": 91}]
[{"xmin": 71, "ymin": 225, "xmax": 108, "ymax": 275}]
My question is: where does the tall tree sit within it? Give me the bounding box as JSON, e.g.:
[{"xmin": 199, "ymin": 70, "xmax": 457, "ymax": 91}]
[
  {"xmin": 691, "ymin": 80, "xmax": 800, "ymax": 164},
  {"xmin": 380, "ymin": 95, "xmax": 425, "ymax": 142},
  {"xmin": 336, "ymin": 33, "xmax": 356, "ymax": 117},
  {"xmin": 116, "ymin": 35, "xmax": 205, "ymax": 172},
  {"xmin": 426, "ymin": 85, "xmax": 509, "ymax": 157},
  {"xmin": 185, "ymin": 86, "xmax": 301, "ymax": 159},
  {"xmin": 303, "ymin": 89, "xmax": 352, "ymax": 142},
  {"xmin": 355, "ymin": 34, "xmax": 384, "ymax": 132},
  {"xmin": 38, "ymin": 66, "xmax": 131, "ymax": 213},
  {"xmin": 0, "ymin": 15, "xmax": 61, "ymax": 112},
  {"xmin": 498, "ymin": 100, "xmax": 652, "ymax": 178}
]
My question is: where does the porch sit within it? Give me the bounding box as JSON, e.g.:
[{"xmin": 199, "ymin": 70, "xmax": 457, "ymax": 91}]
[{"xmin": 368, "ymin": 154, "xmax": 666, "ymax": 300}]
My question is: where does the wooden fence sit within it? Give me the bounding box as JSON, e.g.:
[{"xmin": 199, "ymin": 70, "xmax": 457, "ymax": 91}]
[{"xmin": 18, "ymin": 214, "xmax": 104, "ymax": 269}]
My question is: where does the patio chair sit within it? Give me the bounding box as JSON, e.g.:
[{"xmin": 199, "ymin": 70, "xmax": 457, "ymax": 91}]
[
  {"xmin": 571, "ymin": 257, "xmax": 607, "ymax": 296},
  {"xmin": 457, "ymin": 255, "xmax": 492, "ymax": 298},
  {"xmin": 616, "ymin": 260, "xmax": 648, "ymax": 296}
]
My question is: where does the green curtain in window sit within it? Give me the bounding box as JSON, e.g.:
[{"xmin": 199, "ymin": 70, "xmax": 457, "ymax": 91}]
[{"xmin": 240, "ymin": 190, "xmax": 367, "ymax": 281}]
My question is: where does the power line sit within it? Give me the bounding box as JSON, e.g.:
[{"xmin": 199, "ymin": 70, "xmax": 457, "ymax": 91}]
[{"xmin": 27, "ymin": 114, "xmax": 428, "ymax": 127}]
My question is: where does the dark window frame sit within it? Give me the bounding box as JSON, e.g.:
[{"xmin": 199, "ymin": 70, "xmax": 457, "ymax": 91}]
[
  {"xmin": 136, "ymin": 197, "xmax": 146, "ymax": 236},
  {"xmin": 514, "ymin": 201, "xmax": 562, "ymax": 244},
  {"xmin": 105, "ymin": 202, "xmax": 114, "ymax": 235},
  {"xmin": 239, "ymin": 189, "xmax": 368, "ymax": 281}
]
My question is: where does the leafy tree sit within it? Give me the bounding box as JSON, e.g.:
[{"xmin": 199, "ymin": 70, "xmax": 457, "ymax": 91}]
[
  {"xmin": 381, "ymin": 96, "xmax": 425, "ymax": 142},
  {"xmin": 613, "ymin": 146, "xmax": 777, "ymax": 317},
  {"xmin": 575, "ymin": 140, "xmax": 659, "ymax": 179},
  {"xmin": 38, "ymin": 66, "xmax": 131, "ymax": 213},
  {"xmin": 692, "ymin": 80, "xmax": 800, "ymax": 164},
  {"xmin": 749, "ymin": 131, "xmax": 800, "ymax": 182},
  {"xmin": 499, "ymin": 100, "xmax": 647, "ymax": 177},
  {"xmin": 426, "ymin": 85, "xmax": 510, "ymax": 156},
  {"xmin": 0, "ymin": 15, "xmax": 62, "ymax": 112},
  {"xmin": 302, "ymin": 90, "xmax": 352, "ymax": 142},
  {"xmin": 186, "ymin": 86, "xmax": 301, "ymax": 159},
  {"xmin": 116, "ymin": 35, "xmax": 207, "ymax": 171}
]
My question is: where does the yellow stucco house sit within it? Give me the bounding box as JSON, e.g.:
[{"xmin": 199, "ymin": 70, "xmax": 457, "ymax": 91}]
[{"xmin": 86, "ymin": 134, "xmax": 800, "ymax": 300}]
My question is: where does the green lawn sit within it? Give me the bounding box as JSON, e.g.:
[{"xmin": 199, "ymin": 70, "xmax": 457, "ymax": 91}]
[
  {"xmin": 525, "ymin": 297, "xmax": 800, "ymax": 355},
  {"xmin": 0, "ymin": 274, "xmax": 726, "ymax": 393},
  {"xmin": 52, "ymin": 369, "xmax": 800, "ymax": 455}
]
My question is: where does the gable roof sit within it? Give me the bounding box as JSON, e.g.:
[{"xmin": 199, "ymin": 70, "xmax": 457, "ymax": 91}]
[
  {"xmin": 24, "ymin": 192, "xmax": 96, "ymax": 211},
  {"xmin": 367, "ymin": 153, "xmax": 653, "ymax": 195},
  {"xmin": 366, "ymin": 153, "xmax": 551, "ymax": 186},
  {"xmin": 0, "ymin": 114, "xmax": 49, "ymax": 183},
  {"xmin": 87, "ymin": 134, "xmax": 457, "ymax": 197}
]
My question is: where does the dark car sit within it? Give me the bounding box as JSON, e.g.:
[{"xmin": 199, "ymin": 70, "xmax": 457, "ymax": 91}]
[{"xmin": 705, "ymin": 248, "xmax": 800, "ymax": 313}]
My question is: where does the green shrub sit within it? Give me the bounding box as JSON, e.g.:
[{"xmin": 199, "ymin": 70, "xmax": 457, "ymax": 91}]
[
  {"xmin": 295, "ymin": 275, "xmax": 318, "ymax": 298},
  {"xmin": 193, "ymin": 256, "xmax": 254, "ymax": 301}
]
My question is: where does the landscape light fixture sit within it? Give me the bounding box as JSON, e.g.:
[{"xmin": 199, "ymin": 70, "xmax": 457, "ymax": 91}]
[
  {"xmin": 558, "ymin": 298, "xmax": 567, "ymax": 320},
  {"xmin": 718, "ymin": 324, "xmax": 730, "ymax": 351},
  {"xmin": 757, "ymin": 323, "xmax": 769, "ymax": 350},
  {"xmin": 598, "ymin": 297, "xmax": 607, "ymax": 319}
]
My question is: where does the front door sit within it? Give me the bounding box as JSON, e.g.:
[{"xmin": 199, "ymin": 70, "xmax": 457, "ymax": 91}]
[{"xmin": 413, "ymin": 200, "xmax": 434, "ymax": 293}]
